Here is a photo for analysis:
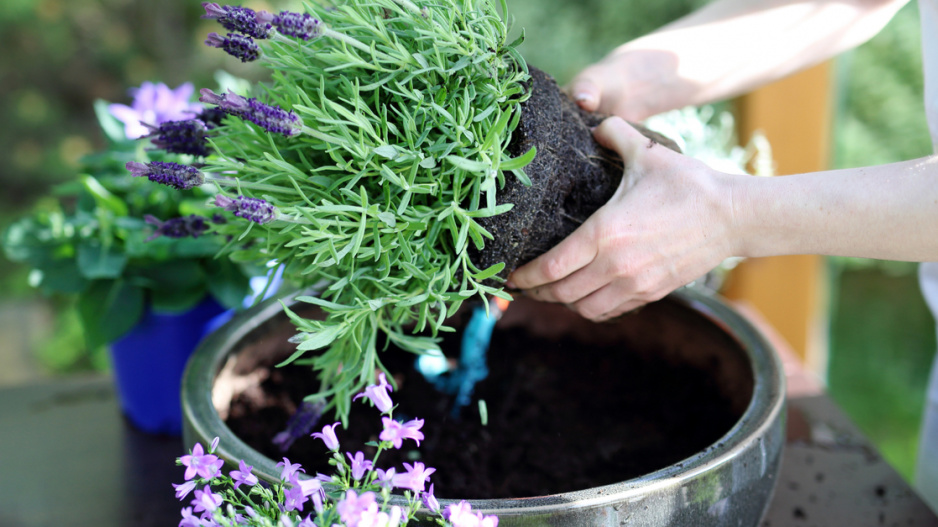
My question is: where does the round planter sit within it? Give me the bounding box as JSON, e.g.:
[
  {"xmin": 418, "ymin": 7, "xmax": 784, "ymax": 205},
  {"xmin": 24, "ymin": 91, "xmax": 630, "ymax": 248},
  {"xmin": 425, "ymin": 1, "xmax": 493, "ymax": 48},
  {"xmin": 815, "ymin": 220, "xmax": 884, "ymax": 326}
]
[
  {"xmin": 110, "ymin": 296, "xmax": 229, "ymax": 435},
  {"xmin": 182, "ymin": 288, "xmax": 785, "ymax": 526}
]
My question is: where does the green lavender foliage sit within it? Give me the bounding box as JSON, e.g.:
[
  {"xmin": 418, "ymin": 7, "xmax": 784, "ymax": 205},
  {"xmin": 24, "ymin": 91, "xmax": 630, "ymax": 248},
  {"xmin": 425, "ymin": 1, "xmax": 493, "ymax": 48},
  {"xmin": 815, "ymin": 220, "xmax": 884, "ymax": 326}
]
[{"xmin": 205, "ymin": 0, "xmax": 531, "ymax": 421}]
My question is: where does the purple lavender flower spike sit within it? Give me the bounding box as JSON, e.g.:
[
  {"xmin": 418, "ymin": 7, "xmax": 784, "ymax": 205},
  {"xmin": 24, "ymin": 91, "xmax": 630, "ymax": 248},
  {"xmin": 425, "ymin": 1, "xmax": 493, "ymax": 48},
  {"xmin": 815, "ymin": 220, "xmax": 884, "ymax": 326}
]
[
  {"xmin": 214, "ymin": 194, "xmax": 278, "ymax": 224},
  {"xmin": 143, "ymin": 119, "xmax": 211, "ymax": 157},
  {"xmin": 199, "ymin": 88, "xmax": 303, "ymax": 136},
  {"xmin": 205, "ymin": 32, "xmax": 261, "ymax": 62},
  {"xmin": 144, "ymin": 215, "xmax": 210, "ymax": 241},
  {"xmin": 391, "ymin": 461, "xmax": 435, "ymax": 493},
  {"xmin": 272, "ymin": 399, "xmax": 326, "ymax": 452},
  {"xmin": 272, "ymin": 11, "xmax": 323, "ymax": 40},
  {"xmin": 196, "ymin": 107, "xmax": 227, "ymax": 129},
  {"xmin": 201, "ymin": 3, "xmax": 272, "ymax": 39},
  {"xmin": 353, "ymin": 372, "xmax": 394, "ymax": 413},
  {"xmin": 127, "ymin": 161, "xmax": 204, "ymax": 190}
]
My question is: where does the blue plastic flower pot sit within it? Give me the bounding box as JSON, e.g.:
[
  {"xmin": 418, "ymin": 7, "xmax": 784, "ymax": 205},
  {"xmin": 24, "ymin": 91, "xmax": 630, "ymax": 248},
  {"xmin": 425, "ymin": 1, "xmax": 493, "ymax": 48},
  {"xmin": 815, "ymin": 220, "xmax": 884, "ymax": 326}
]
[{"xmin": 110, "ymin": 296, "xmax": 229, "ymax": 435}]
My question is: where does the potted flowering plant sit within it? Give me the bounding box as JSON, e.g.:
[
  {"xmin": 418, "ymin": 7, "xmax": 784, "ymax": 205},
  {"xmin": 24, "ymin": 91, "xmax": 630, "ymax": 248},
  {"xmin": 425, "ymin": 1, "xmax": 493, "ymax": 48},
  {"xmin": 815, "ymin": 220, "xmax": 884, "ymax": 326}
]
[
  {"xmin": 1, "ymin": 80, "xmax": 255, "ymax": 434},
  {"xmin": 117, "ymin": 0, "xmax": 784, "ymax": 524}
]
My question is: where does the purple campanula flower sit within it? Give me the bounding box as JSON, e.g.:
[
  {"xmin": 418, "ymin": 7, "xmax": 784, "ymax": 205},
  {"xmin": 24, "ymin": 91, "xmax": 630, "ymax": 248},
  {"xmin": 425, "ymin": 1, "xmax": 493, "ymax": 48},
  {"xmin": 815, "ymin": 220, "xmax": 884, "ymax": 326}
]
[
  {"xmin": 379, "ymin": 417, "xmax": 424, "ymax": 449},
  {"xmin": 335, "ymin": 490, "xmax": 377, "ymax": 526},
  {"xmin": 353, "ymin": 372, "xmax": 394, "ymax": 413},
  {"xmin": 205, "ymin": 32, "xmax": 260, "ymax": 62},
  {"xmin": 272, "ymin": 399, "xmax": 326, "ymax": 452},
  {"xmin": 109, "ymin": 82, "xmax": 202, "ymax": 140},
  {"xmin": 230, "ymin": 460, "xmax": 259, "ymax": 489},
  {"xmin": 276, "ymin": 457, "xmax": 305, "ymax": 482},
  {"xmin": 391, "ymin": 461, "xmax": 435, "ymax": 493},
  {"xmin": 144, "ymin": 215, "xmax": 210, "ymax": 241},
  {"xmin": 373, "ymin": 467, "xmax": 395, "ymax": 490},
  {"xmin": 179, "ymin": 443, "xmax": 223, "ymax": 480},
  {"xmin": 359, "ymin": 503, "xmax": 403, "ymax": 527},
  {"xmin": 282, "ymin": 481, "xmax": 308, "ymax": 512},
  {"xmin": 423, "ymin": 484, "xmax": 440, "ymax": 513},
  {"xmin": 311, "ymin": 422, "xmax": 340, "ymax": 451},
  {"xmin": 272, "ymin": 11, "xmax": 323, "ymax": 40},
  {"xmin": 199, "ymin": 88, "xmax": 303, "ymax": 136},
  {"xmin": 346, "ymin": 451, "xmax": 373, "ymax": 481},
  {"xmin": 214, "ymin": 194, "xmax": 278, "ymax": 224},
  {"xmin": 191, "ymin": 485, "xmax": 223, "ymax": 514},
  {"xmin": 445, "ymin": 501, "xmax": 499, "ymax": 527},
  {"xmin": 144, "ymin": 119, "xmax": 211, "ymax": 157},
  {"xmin": 201, "ymin": 3, "xmax": 272, "ymax": 39},
  {"xmin": 179, "ymin": 506, "xmax": 202, "ymax": 527},
  {"xmin": 127, "ymin": 161, "xmax": 204, "ymax": 190},
  {"xmin": 172, "ymin": 480, "xmax": 197, "ymax": 501},
  {"xmin": 290, "ymin": 474, "xmax": 325, "ymax": 514}
]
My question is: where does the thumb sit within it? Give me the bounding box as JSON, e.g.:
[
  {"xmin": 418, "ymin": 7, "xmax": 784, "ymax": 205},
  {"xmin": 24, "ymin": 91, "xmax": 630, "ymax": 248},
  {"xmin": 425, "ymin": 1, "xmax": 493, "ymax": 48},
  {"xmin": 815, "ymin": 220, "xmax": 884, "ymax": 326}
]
[
  {"xmin": 592, "ymin": 116, "xmax": 648, "ymax": 162},
  {"xmin": 567, "ymin": 74, "xmax": 601, "ymax": 113}
]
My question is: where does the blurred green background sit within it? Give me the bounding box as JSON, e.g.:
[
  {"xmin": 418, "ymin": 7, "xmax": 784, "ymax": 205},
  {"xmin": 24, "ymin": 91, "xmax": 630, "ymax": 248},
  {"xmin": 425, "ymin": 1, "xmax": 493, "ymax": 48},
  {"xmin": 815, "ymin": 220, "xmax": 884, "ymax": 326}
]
[{"xmin": 0, "ymin": 0, "xmax": 933, "ymax": 482}]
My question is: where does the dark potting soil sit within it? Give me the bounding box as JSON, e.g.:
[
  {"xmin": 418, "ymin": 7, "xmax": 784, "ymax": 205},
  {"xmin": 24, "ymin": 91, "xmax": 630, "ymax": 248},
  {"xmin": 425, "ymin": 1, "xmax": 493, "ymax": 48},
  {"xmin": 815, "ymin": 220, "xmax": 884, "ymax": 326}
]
[
  {"xmin": 224, "ymin": 312, "xmax": 742, "ymax": 500},
  {"xmin": 471, "ymin": 66, "xmax": 680, "ymax": 278}
]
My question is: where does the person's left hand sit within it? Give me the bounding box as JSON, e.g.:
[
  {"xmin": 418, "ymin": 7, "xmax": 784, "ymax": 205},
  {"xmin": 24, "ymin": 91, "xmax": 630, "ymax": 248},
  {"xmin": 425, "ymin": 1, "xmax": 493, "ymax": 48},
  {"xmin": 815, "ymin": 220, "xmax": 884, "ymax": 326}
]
[{"xmin": 507, "ymin": 116, "xmax": 739, "ymax": 321}]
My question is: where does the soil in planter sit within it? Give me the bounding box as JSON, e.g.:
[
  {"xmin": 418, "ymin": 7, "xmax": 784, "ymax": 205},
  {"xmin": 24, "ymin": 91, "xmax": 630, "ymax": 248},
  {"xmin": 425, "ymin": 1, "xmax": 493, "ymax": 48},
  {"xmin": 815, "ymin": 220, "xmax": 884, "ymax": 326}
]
[
  {"xmin": 224, "ymin": 305, "xmax": 744, "ymax": 500},
  {"xmin": 471, "ymin": 66, "xmax": 681, "ymax": 278}
]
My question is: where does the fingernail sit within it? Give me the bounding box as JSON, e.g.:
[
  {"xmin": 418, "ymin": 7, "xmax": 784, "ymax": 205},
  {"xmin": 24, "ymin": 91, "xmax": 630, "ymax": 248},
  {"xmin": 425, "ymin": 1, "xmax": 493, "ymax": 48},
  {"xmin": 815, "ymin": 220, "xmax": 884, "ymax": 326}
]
[
  {"xmin": 505, "ymin": 280, "xmax": 517, "ymax": 289},
  {"xmin": 574, "ymin": 92, "xmax": 592, "ymax": 103}
]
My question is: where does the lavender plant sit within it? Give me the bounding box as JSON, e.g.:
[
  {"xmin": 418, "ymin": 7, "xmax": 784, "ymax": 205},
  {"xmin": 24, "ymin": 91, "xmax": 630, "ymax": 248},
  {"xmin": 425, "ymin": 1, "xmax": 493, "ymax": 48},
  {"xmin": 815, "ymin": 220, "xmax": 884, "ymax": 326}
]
[
  {"xmin": 174, "ymin": 374, "xmax": 499, "ymax": 526},
  {"xmin": 136, "ymin": 0, "xmax": 533, "ymax": 422}
]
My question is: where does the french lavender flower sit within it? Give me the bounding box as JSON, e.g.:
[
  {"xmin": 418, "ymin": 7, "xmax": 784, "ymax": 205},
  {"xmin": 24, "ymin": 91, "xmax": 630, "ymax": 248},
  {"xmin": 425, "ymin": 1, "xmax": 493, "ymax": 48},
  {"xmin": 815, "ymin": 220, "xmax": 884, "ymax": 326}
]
[
  {"xmin": 391, "ymin": 462, "xmax": 435, "ymax": 493},
  {"xmin": 214, "ymin": 194, "xmax": 278, "ymax": 224},
  {"xmin": 311, "ymin": 422, "xmax": 340, "ymax": 451},
  {"xmin": 199, "ymin": 88, "xmax": 303, "ymax": 136},
  {"xmin": 272, "ymin": 400, "xmax": 326, "ymax": 452},
  {"xmin": 353, "ymin": 372, "xmax": 394, "ymax": 413},
  {"xmin": 205, "ymin": 32, "xmax": 261, "ymax": 62},
  {"xmin": 271, "ymin": 11, "xmax": 323, "ymax": 40},
  {"xmin": 127, "ymin": 161, "xmax": 204, "ymax": 190},
  {"xmin": 201, "ymin": 3, "xmax": 272, "ymax": 39},
  {"xmin": 179, "ymin": 442, "xmax": 223, "ymax": 480},
  {"xmin": 191, "ymin": 485, "xmax": 224, "ymax": 514},
  {"xmin": 197, "ymin": 107, "xmax": 227, "ymax": 129},
  {"xmin": 230, "ymin": 460, "xmax": 259, "ymax": 489},
  {"xmin": 143, "ymin": 119, "xmax": 211, "ymax": 157},
  {"xmin": 346, "ymin": 451, "xmax": 373, "ymax": 481},
  {"xmin": 109, "ymin": 81, "xmax": 202, "ymax": 139},
  {"xmin": 144, "ymin": 215, "xmax": 210, "ymax": 241},
  {"xmin": 379, "ymin": 417, "xmax": 424, "ymax": 449}
]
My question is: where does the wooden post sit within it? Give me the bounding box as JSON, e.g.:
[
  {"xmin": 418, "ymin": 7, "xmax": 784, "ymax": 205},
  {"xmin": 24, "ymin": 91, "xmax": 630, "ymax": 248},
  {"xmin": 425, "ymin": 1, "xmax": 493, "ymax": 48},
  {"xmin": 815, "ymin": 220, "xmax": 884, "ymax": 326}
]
[{"xmin": 723, "ymin": 61, "xmax": 833, "ymax": 377}]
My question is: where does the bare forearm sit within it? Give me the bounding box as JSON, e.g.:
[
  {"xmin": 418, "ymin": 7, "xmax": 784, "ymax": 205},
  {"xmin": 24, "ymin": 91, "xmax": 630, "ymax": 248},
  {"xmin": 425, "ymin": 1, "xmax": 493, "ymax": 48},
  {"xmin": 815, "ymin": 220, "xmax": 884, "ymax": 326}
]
[
  {"xmin": 602, "ymin": 0, "xmax": 908, "ymax": 116},
  {"xmin": 730, "ymin": 156, "xmax": 938, "ymax": 261}
]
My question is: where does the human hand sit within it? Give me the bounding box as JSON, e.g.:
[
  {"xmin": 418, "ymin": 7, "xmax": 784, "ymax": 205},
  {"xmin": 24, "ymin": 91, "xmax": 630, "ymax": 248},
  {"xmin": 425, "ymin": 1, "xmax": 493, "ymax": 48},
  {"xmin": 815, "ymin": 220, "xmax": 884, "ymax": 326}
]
[
  {"xmin": 566, "ymin": 48, "xmax": 684, "ymax": 122},
  {"xmin": 507, "ymin": 117, "xmax": 738, "ymax": 321}
]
